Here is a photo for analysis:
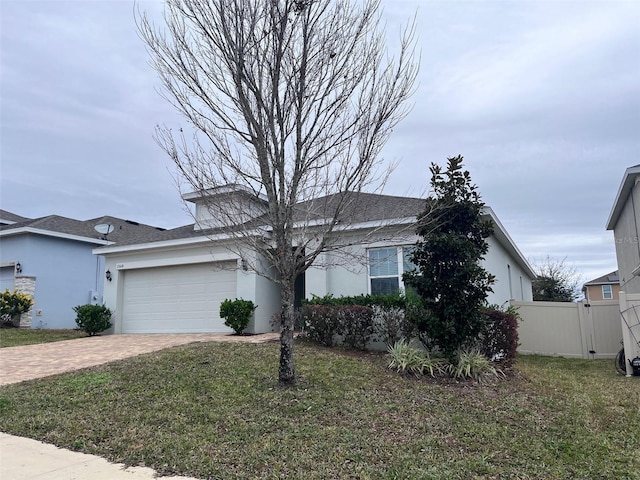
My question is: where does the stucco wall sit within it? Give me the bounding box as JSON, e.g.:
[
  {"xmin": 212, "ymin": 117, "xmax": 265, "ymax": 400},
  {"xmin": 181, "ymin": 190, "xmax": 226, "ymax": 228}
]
[
  {"xmin": 0, "ymin": 234, "xmax": 104, "ymax": 329},
  {"xmin": 482, "ymin": 235, "xmax": 533, "ymax": 305},
  {"xmin": 584, "ymin": 283, "xmax": 621, "ymax": 301},
  {"xmin": 305, "ymin": 231, "xmax": 533, "ymax": 306},
  {"xmin": 613, "ymin": 179, "xmax": 640, "ymax": 294}
]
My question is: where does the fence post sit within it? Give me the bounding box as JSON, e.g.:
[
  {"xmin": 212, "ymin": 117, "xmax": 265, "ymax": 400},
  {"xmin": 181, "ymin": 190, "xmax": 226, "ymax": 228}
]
[{"xmin": 577, "ymin": 301, "xmax": 594, "ymax": 359}]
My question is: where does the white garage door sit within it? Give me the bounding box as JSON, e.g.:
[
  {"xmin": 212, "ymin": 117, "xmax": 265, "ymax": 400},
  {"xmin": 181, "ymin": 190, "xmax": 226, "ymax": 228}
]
[{"xmin": 121, "ymin": 262, "xmax": 237, "ymax": 333}]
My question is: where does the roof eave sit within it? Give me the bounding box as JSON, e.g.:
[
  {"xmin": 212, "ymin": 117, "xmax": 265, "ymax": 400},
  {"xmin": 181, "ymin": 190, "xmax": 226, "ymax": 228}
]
[
  {"xmin": 483, "ymin": 207, "xmax": 536, "ymax": 279},
  {"xmin": 606, "ymin": 165, "xmax": 640, "ymax": 230},
  {"xmin": 93, "ymin": 228, "xmax": 272, "ymax": 255},
  {"xmin": 0, "ymin": 227, "xmax": 112, "ymax": 246}
]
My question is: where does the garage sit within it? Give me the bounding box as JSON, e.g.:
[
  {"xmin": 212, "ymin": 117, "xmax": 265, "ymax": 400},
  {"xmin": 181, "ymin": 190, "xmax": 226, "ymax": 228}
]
[{"xmin": 121, "ymin": 261, "xmax": 237, "ymax": 333}]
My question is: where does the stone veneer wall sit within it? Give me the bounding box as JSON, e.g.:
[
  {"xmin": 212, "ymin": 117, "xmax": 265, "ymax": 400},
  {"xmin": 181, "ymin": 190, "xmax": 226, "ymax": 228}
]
[{"xmin": 14, "ymin": 276, "xmax": 36, "ymax": 328}]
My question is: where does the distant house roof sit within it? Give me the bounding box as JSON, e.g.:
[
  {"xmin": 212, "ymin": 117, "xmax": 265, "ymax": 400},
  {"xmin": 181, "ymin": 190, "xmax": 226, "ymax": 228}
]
[
  {"xmin": 583, "ymin": 270, "xmax": 619, "ymax": 286},
  {"xmin": 606, "ymin": 164, "xmax": 640, "ymax": 230},
  {"xmin": 0, "ymin": 210, "xmax": 31, "ymax": 225},
  {"xmin": 0, "ymin": 214, "xmax": 165, "ymax": 246}
]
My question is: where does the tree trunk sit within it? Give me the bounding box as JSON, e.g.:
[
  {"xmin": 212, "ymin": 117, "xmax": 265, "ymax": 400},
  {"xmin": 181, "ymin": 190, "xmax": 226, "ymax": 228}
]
[{"xmin": 278, "ymin": 281, "xmax": 296, "ymax": 385}]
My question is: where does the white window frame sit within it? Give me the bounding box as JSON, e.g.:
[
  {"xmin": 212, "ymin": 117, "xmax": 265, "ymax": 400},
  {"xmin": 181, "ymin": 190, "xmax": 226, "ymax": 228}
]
[
  {"xmin": 368, "ymin": 246, "xmax": 415, "ymax": 295},
  {"xmin": 602, "ymin": 284, "xmax": 613, "ymax": 300}
]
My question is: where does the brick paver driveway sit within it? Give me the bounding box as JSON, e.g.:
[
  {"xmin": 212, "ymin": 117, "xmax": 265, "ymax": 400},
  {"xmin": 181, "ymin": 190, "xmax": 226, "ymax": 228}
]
[{"xmin": 0, "ymin": 333, "xmax": 279, "ymax": 386}]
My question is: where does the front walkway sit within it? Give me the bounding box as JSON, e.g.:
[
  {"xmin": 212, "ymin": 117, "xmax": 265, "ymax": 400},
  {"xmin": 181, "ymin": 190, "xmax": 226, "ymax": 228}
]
[
  {"xmin": 0, "ymin": 432, "xmax": 201, "ymax": 480},
  {"xmin": 0, "ymin": 332, "xmax": 279, "ymax": 386}
]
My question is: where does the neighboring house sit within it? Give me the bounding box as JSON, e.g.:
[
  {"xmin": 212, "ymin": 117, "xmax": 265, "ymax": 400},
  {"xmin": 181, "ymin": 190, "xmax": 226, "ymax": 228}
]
[
  {"xmin": 0, "ymin": 213, "xmax": 165, "ymax": 328},
  {"xmin": 606, "ymin": 164, "xmax": 640, "ymax": 294},
  {"xmin": 582, "ymin": 270, "xmax": 620, "ymax": 302},
  {"xmin": 606, "ymin": 165, "xmax": 640, "ymax": 375},
  {"xmin": 95, "ymin": 187, "xmax": 535, "ymax": 335},
  {"xmin": 0, "ymin": 210, "xmax": 30, "ymax": 226}
]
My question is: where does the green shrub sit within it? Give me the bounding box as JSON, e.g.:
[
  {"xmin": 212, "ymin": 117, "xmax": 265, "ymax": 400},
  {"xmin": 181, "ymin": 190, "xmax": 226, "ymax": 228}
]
[
  {"xmin": 0, "ymin": 289, "xmax": 34, "ymax": 327},
  {"xmin": 304, "ymin": 292, "xmax": 406, "ymax": 309},
  {"xmin": 447, "ymin": 349, "xmax": 503, "ymax": 382},
  {"xmin": 479, "ymin": 305, "xmax": 520, "ymax": 365},
  {"xmin": 219, "ymin": 299, "xmax": 257, "ymax": 335},
  {"xmin": 339, "ymin": 305, "xmax": 375, "ymax": 350},
  {"xmin": 387, "ymin": 340, "xmax": 440, "ymax": 377},
  {"xmin": 299, "ymin": 305, "xmax": 342, "ymax": 346},
  {"xmin": 73, "ymin": 304, "xmax": 113, "ymax": 336}
]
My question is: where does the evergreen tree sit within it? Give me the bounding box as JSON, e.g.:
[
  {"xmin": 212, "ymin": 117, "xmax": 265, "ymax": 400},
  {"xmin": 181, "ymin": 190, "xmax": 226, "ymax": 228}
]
[{"xmin": 404, "ymin": 156, "xmax": 495, "ymax": 361}]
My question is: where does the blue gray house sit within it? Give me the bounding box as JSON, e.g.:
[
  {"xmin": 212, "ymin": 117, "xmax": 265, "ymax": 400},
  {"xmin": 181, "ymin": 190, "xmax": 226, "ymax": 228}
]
[{"xmin": 0, "ymin": 210, "xmax": 163, "ymax": 329}]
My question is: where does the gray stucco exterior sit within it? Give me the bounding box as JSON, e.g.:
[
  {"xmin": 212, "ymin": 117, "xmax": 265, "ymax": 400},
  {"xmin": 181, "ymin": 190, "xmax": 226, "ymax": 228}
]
[{"xmin": 607, "ymin": 165, "xmax": 640, "ymax": 295}]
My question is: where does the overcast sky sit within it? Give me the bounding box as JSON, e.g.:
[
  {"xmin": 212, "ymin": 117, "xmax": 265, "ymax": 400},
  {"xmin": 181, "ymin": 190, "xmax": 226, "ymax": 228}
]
[{"xmin": 1, "ymin": 0, "xmax": 639, "ymax": 283}]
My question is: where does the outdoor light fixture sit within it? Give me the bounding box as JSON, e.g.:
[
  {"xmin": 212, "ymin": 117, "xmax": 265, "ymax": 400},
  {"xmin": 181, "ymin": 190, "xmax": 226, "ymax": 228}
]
[
  {"xmin": 241, "ymin": 259, "xmax": 248, "ymax": 271},
  {"xmin": 15, "ymin": 262, "xmax": 22, "ymax": 273},
  {"xmin": 105, "ymin": 270, "xmax": 112, "ymax": 282}
]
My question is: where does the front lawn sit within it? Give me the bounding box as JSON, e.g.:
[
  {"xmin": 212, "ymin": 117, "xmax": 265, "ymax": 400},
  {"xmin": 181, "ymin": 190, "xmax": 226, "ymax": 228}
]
[
  {"xmin": 0, "ymin": 328, "xmax": 86, "ymax": 348},
  {"xmin": 0, "ymin": 342, "xmax": 638, "ymax": 479}
]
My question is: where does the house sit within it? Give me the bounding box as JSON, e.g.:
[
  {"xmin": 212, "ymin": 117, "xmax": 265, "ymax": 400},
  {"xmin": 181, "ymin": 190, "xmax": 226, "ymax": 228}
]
[
  {"xmin": 0, "ymin": 212, "xmax": 165, "ymax": 328},
  {"xmin": 582, "ymin": 270, "xmax": 620, "ymax": 302},
  {"xmin": 95, "ymin": 187, "xmax": 535, "ymax": 335},
  {"xmin": 0, "ymin": 210, "xmax": 30, "ymax": 226},
  {"xmin": 606, "ymin": 165, "xmax": 640, "ymax": 294},
  {"xmin": 606, "ymin": 164, "xmax": 640, "ymax": 375}
]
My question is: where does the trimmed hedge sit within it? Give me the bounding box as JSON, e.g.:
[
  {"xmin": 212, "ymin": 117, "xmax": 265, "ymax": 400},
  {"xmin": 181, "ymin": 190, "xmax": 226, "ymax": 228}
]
[
  {"xmin": 299, "ymin": 305, "xmax": 342, "ymax": 347},
  {"xmin": 299, "ymin": 295, "xmax": 519, "ymax": 364},
  {"xmin": 304, "ymin": 293, "xmax": 406, "ymax": 309}
]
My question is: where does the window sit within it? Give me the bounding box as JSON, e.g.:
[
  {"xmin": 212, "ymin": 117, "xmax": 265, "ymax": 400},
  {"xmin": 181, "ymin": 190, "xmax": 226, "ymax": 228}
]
[
  {"xmin": 368, "ymin": 246, "xmax": 415, "ymax": 295},
  {"xmin": 602, "ymin": 284, "xmax": 613, "ymax": 299}
]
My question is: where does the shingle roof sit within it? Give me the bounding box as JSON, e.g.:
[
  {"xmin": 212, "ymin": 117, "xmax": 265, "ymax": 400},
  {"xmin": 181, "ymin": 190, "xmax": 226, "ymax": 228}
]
[
  {"xmin": 0, "ymin": 214, "xmax": 166, "ymax": 245},
  {"xmin": 0, "ymin": 210, "xmax": 31, "ymax": 224},
  {"xmin": 583, "ymin": 270, "xmax": 619, "ymax": 286},
  {"xmin": 293, "ymin": 191, "xmax": 425, "ymax": 223},
  {"xmin": 100, "ymin": 191, "xmax": 428, "ymax": 248}
]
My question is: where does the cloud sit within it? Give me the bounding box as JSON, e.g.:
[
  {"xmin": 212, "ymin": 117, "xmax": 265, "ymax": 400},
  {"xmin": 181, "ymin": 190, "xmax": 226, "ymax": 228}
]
[{"xmin": 1, "ymin": 0, "xmax": 638, "ymax": 282}]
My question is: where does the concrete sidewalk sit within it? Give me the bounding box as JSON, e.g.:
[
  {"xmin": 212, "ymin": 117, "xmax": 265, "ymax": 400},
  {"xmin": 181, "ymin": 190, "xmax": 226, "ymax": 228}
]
[
  {"xmin": 0, "ymin": 332, "xmax": 280, "ymax": 479},
  {"xmin": 0, "ymin": 433, "xmax": 200, "ymax": 479}
]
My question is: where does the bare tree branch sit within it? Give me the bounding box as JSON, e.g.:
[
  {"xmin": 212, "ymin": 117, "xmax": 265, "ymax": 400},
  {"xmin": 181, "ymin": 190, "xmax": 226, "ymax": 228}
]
[{"xmin": 137, "ymin": 0, "xmax": 419, "ymax": 384}]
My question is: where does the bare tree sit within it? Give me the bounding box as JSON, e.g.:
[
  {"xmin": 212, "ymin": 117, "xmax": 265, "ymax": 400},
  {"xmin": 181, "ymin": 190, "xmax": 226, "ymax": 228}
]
[
  {"xmin": 137, "ymin": 0, "xmax": 418, "ymax": 384},
  {"xmin": 532, "ymin": 256, "xmax": 583, "ymax": 302}
]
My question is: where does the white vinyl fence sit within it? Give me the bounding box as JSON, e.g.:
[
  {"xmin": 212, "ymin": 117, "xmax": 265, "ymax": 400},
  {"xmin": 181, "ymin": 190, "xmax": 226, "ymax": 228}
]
[{"xmin": 511, "ymin": 300, "xmax": 622, "ymax": 359}]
